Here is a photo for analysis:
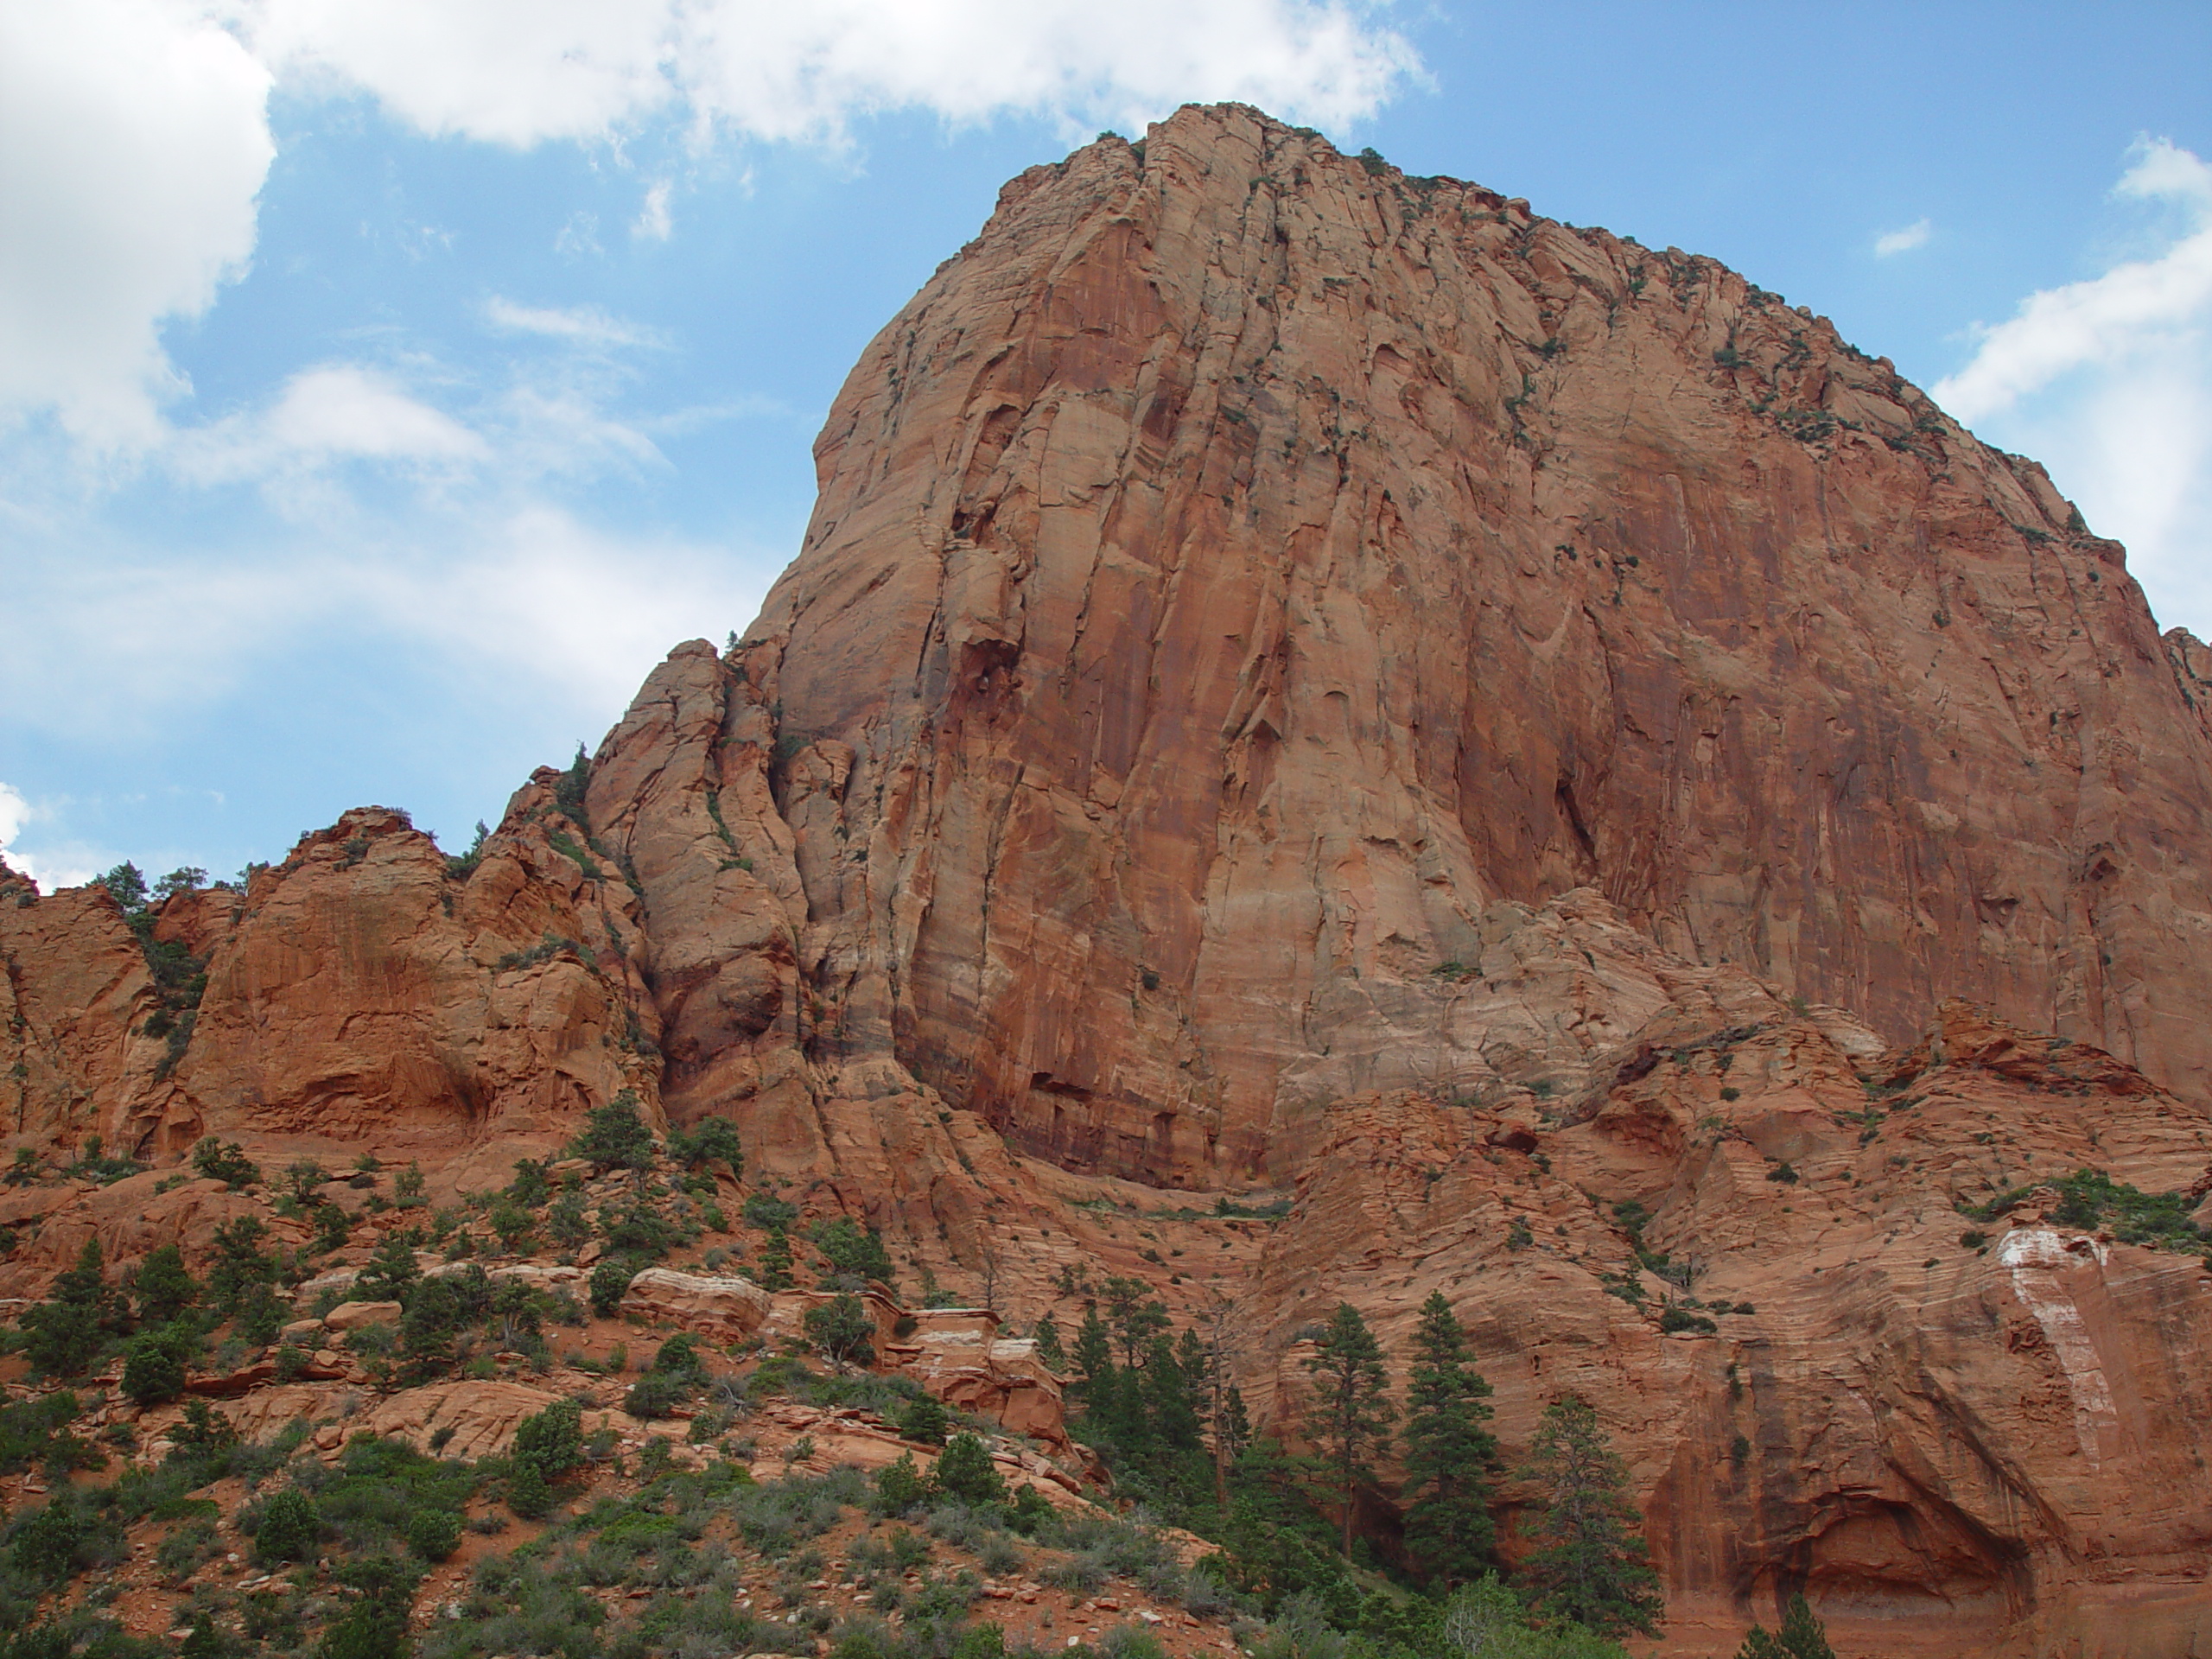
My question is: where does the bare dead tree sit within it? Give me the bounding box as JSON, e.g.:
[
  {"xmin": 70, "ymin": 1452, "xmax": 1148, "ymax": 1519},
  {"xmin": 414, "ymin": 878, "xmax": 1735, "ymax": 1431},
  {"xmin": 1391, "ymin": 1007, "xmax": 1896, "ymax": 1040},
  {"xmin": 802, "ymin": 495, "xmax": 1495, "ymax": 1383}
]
[
  {"xmin": 973, "ymin": 1230, "xmax": 1006, "ymax": 1314},
  {"xmin": 1197, "ymin": 1286, "xmax": 1250, "ymax": 1512}
]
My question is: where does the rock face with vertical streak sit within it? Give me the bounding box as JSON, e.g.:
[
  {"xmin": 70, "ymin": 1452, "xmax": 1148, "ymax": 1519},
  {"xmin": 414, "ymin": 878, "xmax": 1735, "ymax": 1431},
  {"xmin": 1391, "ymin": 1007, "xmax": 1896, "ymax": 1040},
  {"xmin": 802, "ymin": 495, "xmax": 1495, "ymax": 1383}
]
[
  {"xmin": 695, "ymin": 103, "xmax": 2212, "ymax": 1187},
  {"xmin": 1243, "ymin": 959, "xmax": 2212, "ymax": 1658},
  {"xmin": 3, "ymin": 103, "xmax": 2212, "ymax": 1659}
]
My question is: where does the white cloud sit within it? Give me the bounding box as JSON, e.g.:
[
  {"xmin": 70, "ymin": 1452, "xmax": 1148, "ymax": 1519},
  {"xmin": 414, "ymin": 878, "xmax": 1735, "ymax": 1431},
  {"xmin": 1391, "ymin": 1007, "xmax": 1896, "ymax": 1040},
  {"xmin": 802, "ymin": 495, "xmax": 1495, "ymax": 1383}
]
[
  {"xmin": 238, "ymin": 0, "xmax": 1417, "ymax": 149},
  {"xmin": 1, "ymin": 0, "xmax": 1414, "ymax": 453},
  {"xmin": 633, "ymin": 180, "xmax": 674, "ymax": 242},
  {"xmin": 1875, "ymin": 218, "xmax": 1930, "ymax": 257},
  {"xmin": 0, "ymin": 0, "xmax": 274, "ymax": 448},
  {"xmin": 0, "ymin": 503, "xmax": 771, "ymax": 748},
  {"xmin": 240, "ymin": 0, "xmax": 676, "ymax": 148},
  {"xmin": 366, "ymin": 505, "xmax": 769, "ymax": 709},
  {"xmin": 498, "ymin": 385, "xmax": 667, "ymax": 478},
  {"xmin": 168, "ymin": 364, "xmax": 489, "ymax": 486},
  {"xmin": 1936, "ymin": 141, "xmax": 2212, "ymax": 422},
  {"xmin": 555, "ymin": 211, "xmax": 605, "ymax": 258},
  {"xmin": 485, "ymin": 297, "xmax": 665, "ymax": 349},
  {"xmin": 0, "ymin": 782, "xmax": 98, "ymax": 891},
  {"xmin": 0, "ymin": 783, "xmax": 29, "ymax": 854},
  {"xmin": 151, "ymin": 342, "xmax": 728, "ymax": 511},
  {"xmin": 0, "ymin": 536, "xmax": 334, "ymax": 741},
  {"xmin": 1935, "ymin": 139, "xmax": 2212, "ymax": 636}
]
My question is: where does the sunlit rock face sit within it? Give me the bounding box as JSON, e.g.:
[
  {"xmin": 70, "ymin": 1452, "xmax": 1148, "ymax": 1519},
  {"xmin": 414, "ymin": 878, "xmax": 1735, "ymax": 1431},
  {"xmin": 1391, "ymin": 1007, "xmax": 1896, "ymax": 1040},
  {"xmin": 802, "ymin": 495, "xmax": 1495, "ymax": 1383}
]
[
  {"xmin": 705, "ymin": 101, "xmax": 2212, "ymax": 1187},
  {"xmin": 7, "ymin": 103, "xmax": 2212, "ymax": 1659}
]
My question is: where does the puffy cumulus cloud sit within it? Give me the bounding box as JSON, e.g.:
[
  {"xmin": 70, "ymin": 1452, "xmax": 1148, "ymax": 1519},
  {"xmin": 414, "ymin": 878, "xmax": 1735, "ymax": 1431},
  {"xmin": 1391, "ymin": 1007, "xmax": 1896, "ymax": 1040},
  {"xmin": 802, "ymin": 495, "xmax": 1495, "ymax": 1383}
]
[
  {"xmin": 162, "ymin": 349, "xmax": 690, "ymax": 507},
  {"xmin": 238, "ymin": 0, "xmax": 1418, "ymax": 148},
  {"xmin": 0, "ymin": 0, "xmax": 274, "ymax": 448},
  {"xmin": 239, "ymin": 0, "xmax": 673, "ymax": 147},
  {"xmin": 1935, "ymin": 140, "xmax": 2212, "ymax": 634},
  {"xmin": 0, "ymin": 782, "xmax": 99, "ymax": 892},
  {"xmin": 0, "ymin": 782, "xmax": 29, "ymax": 858},
  {"xmin": 2, "ymin": 0, "xmax": 1413, "ymax": 455},
  {"xmin": 1936, "ymin": 142, "xmax": 2212, "ymax": 422}
]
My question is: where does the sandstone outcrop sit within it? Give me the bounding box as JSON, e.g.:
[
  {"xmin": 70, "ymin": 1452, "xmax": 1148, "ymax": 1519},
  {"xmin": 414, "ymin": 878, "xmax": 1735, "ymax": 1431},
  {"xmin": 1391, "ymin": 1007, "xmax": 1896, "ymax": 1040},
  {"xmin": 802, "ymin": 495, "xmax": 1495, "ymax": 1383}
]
[
  {"xmin": 891, "ymin": 1309, "xmax": 1071, "ymax": 1451},
  {"xmin": 617, "ymin": 1266, "xmax": 775, "ymax": 1341},
  {"xmin": 706, "ymin": 103, "xmax": 2212, "ymax": 1184},
  {"xmin": 1241, "ymin": 897, "xmax": 2212, "ymax": 1658},
  {"xmin": 3, "ymin": 801, "xmax": 663, "ymax": 1167},
  {"xmin": 3, "ymin": 103, "xmax": 2211, "ymax": 1658}
]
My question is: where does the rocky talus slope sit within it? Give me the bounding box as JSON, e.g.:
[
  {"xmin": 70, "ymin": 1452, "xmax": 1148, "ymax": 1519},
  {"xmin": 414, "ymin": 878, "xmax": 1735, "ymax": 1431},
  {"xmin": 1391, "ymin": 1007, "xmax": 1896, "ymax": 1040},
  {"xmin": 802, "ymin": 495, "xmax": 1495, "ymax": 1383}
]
[{"xmin": 3, "ymin": 103, "xmax": 2212, "ymax": 1658}]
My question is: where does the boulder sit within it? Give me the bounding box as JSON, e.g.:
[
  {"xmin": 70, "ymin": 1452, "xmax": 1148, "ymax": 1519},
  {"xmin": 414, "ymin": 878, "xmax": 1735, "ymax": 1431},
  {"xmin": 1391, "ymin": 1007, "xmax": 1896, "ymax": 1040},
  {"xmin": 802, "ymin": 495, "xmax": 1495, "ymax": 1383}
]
[
  {"xmin": 618, "ymin": 1268, "xmax": 773, "ymax": 1341},
  {"xmin": 323, "ymin": 1300, "xmax": 403, "ymax": 1332}
]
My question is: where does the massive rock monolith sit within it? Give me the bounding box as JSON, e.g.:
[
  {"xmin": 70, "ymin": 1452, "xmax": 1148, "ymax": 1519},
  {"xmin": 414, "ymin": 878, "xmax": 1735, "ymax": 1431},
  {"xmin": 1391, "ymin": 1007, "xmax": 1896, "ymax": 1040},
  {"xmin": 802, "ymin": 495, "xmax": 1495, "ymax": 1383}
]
[
  {"xmin": 634, "ymin": 102, "xmax": 2212, "ymax": 1188},
  {"xmin": 5, "ymin": 103, "xmax": 2210, "ymax": 1659}
]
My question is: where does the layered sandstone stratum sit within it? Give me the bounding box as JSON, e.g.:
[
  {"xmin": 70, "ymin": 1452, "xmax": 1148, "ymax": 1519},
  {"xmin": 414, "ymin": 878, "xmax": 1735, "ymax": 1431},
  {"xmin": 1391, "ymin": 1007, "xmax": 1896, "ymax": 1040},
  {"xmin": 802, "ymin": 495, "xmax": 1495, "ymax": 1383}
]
[{"xmin": 4, "ymin": 104, "xmax": 2211, "ymax": 1657}]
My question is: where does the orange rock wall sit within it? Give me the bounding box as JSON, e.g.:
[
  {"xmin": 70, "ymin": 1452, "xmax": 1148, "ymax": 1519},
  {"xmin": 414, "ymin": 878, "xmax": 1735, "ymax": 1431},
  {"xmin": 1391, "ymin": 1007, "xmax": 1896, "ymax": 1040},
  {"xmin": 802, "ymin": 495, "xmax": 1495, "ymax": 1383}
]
[
  {"xmin": 4, "ymin": 102, "xmax": 2212, "ymax": 1659},
  {"xmin": 722, "ymin": 104, "xmax": 2212, "ymax": 1185}
]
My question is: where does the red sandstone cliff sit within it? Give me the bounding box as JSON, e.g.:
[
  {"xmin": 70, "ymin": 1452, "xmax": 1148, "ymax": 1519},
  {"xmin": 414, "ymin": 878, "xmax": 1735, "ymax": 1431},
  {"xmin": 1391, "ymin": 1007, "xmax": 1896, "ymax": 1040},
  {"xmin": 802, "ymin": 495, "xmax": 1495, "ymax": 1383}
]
[
  {"xmin": 721, "ymin": 103, "xmax": 2212, "ymax": 1185},
  {"xmin": 3, "ymin": 104, "xmax": 2210, "ymax": 1658}
]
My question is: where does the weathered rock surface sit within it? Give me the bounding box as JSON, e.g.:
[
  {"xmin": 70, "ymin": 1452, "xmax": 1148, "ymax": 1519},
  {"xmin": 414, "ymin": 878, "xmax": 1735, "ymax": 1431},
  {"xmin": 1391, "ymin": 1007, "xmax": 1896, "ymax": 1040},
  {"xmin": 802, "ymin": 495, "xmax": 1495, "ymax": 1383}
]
[
  {"xmin": 1, "ymin": 875, "xmax": 160, "ymax": 1143},
  {"xmin": 3, "ymin": 800, "xmax": 663, "ymax": 1166},
  {"xmin": 891, "ymin": 1309, "xmax": 1072, "ymax": 1450},
  {"xmin": 617, "ymin": 1266, "xmax": 774, "ymax": 1341},
  {"xmin": 1241, "ymin": 906, "xmax": 2212, "ymax": 1658},
  {"xmin": 706, "ymin": 103, "xmax": 2212, "ymax": 1184},
  {"xmin": 3, "ymin": 103, "xmax": 2212, "ymax": 1658}
]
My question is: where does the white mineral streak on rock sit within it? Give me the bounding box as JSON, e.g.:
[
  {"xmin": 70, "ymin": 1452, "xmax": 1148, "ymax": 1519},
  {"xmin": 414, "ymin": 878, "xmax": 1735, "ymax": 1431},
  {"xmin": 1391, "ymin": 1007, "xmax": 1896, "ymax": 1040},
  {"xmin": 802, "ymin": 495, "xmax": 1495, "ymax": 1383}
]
[{"xmin": 1998, "ymin": 1227, "xmax": 2118, "ymax": 1464}]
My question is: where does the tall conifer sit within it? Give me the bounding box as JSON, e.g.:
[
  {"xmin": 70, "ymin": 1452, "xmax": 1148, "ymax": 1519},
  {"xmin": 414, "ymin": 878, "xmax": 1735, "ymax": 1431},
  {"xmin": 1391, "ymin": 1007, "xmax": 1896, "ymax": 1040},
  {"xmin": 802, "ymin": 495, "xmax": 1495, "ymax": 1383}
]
[
  {"xmin": 1032, "ymin": 1313, "xmax": 1065, "ymax": 1371},
  {"xmin": 1071, "ymin": 1306, "xmax": 1115, "ymax": 1398},
  {"xmin": 1737, "ymin": 1593, "xmax": 1835, "ymax": 1659},
  {"xmin": 1522, "ymin": 1395, "xmax": 1664, "ymax": 1637},
  {"xmin": 1101, "ymin": 1275, "xmax": 1169, "ymax": 1367},
  {"xmin": 1303, "ymin": 1302, "xmax": 1394, "ymax": 1559},
  {"xmin": 1401, "ymin": 1289, "xmax": 1498, "ymax": 1583}
]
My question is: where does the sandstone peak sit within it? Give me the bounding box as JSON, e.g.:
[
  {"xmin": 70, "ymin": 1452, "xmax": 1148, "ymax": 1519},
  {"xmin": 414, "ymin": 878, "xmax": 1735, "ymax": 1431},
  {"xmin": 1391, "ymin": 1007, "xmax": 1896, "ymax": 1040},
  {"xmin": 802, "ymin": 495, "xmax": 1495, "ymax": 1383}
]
[
  {"xmin": 721, "ymin": 92, "xmax": 2212, "ymax": 1185},
  {"xmin": 1, "ymin": 108, "xmax": 2209, "ymax": 1658}
]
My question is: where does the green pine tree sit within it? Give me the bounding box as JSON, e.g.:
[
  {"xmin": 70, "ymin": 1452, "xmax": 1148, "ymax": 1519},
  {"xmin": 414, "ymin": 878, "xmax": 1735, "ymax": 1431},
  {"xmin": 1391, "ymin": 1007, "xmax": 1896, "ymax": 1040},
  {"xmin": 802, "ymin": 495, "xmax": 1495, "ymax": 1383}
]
[
  {"xmin": 1193, "ymin": 1296, "xmax": 1249, "ymax": 1513},
  {"xmin": 22, "ymin": 1238, "xmax": 124, "ymax": 1376},
  {"xmin": 757, "ymin": 1226, "xmax": 795, "ymax": 1291},
  {"xmin": 803, "ymin": 1292, "xmax": 876, "ymax": 1369},
  {"xmin": 810, "ymin": 1217, "xmax": 897, "ymax": 1289},
  {"xmin": 204, "ymin": 1215, "xmax": 279, "ymax": 1314},
  {"xmin": 1522, "ymin": 1395, "xmax": 1664, "ymax": 1637},
  {"xmin": 1217, "ymin": 1436, "xmax": 1353, "ymax": 1615},
  {"xmin": 1031, "ymin": 1313, "xmax": 1065, "ymax": 1370},
  {"xmin": 1304, "ymin": 1302, "xmax": 1394, "ymax": 1560},
  {"xmin": 933, "ymin": 1432, "xmax": 1007, "ymax": 1505},
  {"xmin": 1068, "ymin": 1302, "xmax": 1152, "ymax": 1490},
  {"xmin": 1736, "ymin": 1593, "xmax": 1835, "ymax": 1659},
  {"xmin": 354, "ymin": 1230, "xmax": 421, "ymax": 1302},
  {"xmin": 1101, "ymin": 1275, "xmax": 1170, "ymax": 1368},
  {"xmin": 1137, "ymin": 1332, "xmax": 1209, "ymax": 1510},
  {"xmin": 1401, "ymin": 1289, "xmax": 1498, "ymax": 1584},
  {"xmin": 1217, "ymin": 1383, "xmax": 1252, "ymax": 1469},
  {"xmin": 129, "ymin": 1244, "xmax": 200, "ymax": 1326},
  {"xmin": 1071, "ymin": 1305, "xmax": 1114, "ymax": 1398},
  {"xmin": 1175, "ymin": 1326, "xmax": 1208, "ymax": 1392}
]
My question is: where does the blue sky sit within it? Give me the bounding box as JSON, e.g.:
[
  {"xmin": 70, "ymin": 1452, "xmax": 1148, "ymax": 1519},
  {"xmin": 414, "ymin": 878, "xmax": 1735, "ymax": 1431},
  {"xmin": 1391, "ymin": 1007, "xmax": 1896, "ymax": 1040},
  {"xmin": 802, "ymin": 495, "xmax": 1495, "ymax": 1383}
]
[{"xmin": 2, "ymin": 1, "xmax": 2208, "ymax": 888}]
